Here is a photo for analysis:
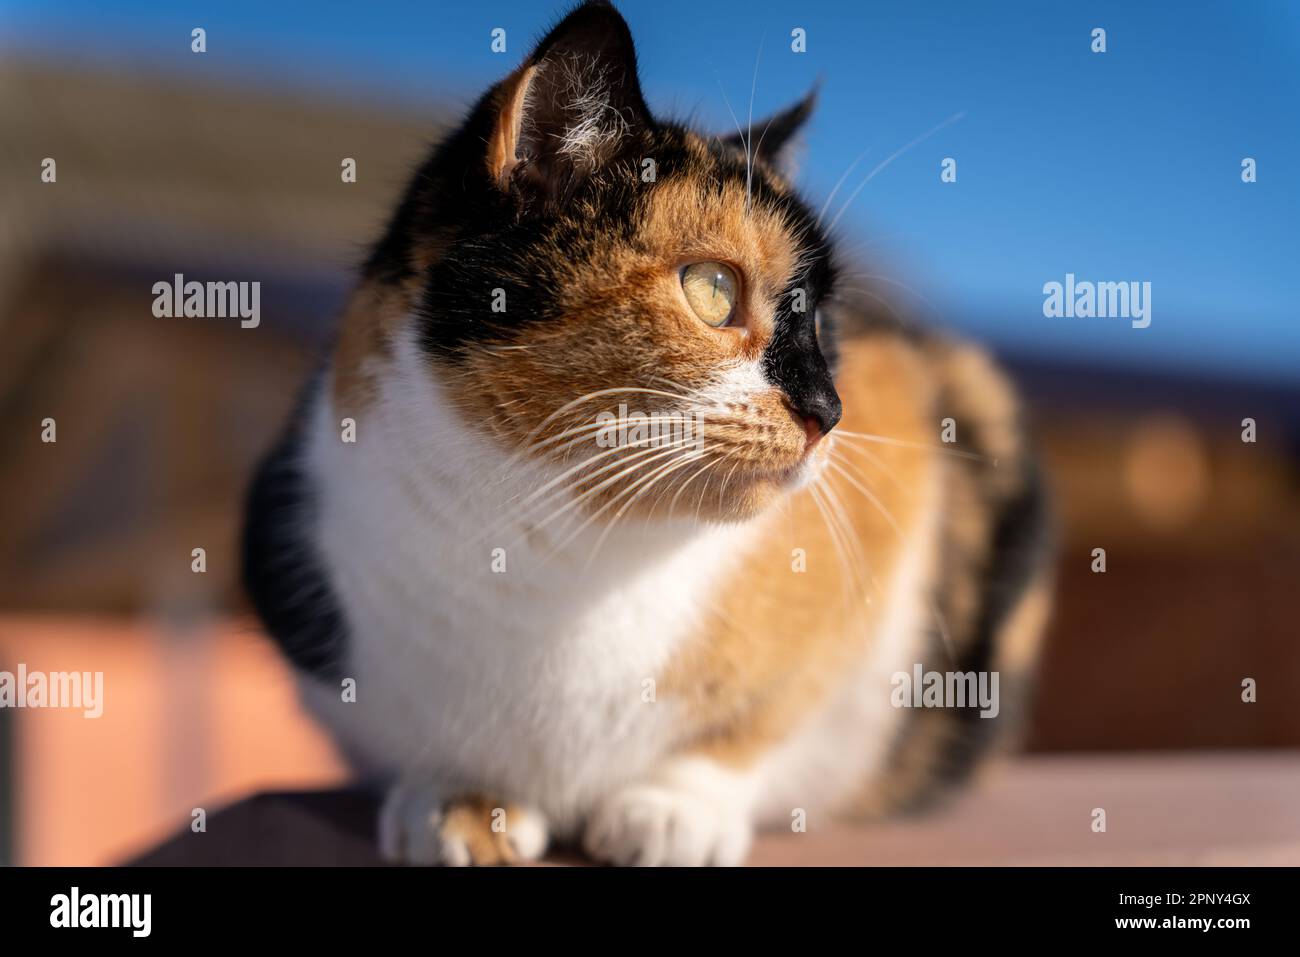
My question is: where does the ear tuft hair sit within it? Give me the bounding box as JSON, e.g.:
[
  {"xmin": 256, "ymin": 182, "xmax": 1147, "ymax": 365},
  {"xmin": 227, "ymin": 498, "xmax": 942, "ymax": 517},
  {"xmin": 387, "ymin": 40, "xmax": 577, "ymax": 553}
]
[
  {"xmin": 722, "ymin": 83, "xmax": 819, "ymax": 175},
  {"xmin": 485, "ymin": 1, "xmax": 653, "ymax": 205}
]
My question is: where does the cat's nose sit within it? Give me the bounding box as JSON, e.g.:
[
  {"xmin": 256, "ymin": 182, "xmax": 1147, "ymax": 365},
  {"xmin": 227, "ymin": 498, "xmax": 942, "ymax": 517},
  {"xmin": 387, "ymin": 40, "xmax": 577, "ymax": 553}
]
[{"xmin": 794, "ymin": 389, "xmax": 842, "ymax": 443}]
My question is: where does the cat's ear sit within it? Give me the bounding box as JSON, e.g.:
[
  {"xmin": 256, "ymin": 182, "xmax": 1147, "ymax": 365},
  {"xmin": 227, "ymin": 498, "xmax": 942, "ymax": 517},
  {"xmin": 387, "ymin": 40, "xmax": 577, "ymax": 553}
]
[
  {"xmin": 721, "ymin": 85, "xmax": 818, "ymax": 176},
  {"xmin": 486, "ymin": 1, "xmax": 653, "ymax": 205}
]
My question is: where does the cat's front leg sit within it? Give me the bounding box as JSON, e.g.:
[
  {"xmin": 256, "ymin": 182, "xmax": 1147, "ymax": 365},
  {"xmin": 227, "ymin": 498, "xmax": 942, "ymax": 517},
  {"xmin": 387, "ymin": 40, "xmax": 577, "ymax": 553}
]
[
  {"xmin": 379, "ymin": 777, "xmax": 549, "ymax": 866},
  {"xmin": 583, "ymin": 754, "xmax": 758, "ymax": 866}
]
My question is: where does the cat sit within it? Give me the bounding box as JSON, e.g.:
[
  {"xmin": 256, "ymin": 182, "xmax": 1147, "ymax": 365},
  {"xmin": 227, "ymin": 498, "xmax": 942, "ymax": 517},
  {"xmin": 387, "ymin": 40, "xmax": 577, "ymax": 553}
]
[{"xmin": 243, "ymin": 0, "xmax": 1052, "ymax": 866}]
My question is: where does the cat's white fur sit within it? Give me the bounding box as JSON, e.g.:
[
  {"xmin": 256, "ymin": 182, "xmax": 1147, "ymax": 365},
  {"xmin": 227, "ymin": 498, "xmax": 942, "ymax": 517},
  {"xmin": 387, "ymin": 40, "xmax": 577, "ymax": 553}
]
[{"xmin": 294, "ymin": 325, "xmax": 932, "ymax": 865}]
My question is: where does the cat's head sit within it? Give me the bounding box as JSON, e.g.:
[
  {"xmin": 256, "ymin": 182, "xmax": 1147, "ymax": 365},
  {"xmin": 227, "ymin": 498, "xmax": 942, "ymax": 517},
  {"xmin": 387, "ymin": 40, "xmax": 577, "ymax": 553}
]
[{"xmin": 366, "ymin": 1, "xmax": 841, "ymax": 524}]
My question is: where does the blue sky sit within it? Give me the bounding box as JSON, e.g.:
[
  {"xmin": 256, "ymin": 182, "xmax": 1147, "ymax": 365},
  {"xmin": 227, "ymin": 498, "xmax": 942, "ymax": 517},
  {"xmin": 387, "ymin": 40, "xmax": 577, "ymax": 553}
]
[{"xmin": 4, "ymin": 0, "xmax": 1298, "ymax": 384}]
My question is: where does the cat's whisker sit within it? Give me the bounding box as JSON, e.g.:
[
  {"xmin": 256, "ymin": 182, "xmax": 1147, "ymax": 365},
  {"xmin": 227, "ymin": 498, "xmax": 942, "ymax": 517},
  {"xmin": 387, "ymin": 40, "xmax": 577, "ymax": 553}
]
[
  {"xmin": 807, "ymin": 481, "xmax": 862, "ymax": 610},
  {"xmin": 833, "ymin": 285, "xmax": 911, "ymax": 330},
  {"xmin": 826, "ymin": 458, "xmax": 900, "ymax": 538},
  {"xmin": 479, "ymin": 439, "xmax": 679, "ymax": 548},
  {"xmin": 826, "ymin": 111, "xmax": 967, "ymax": 236},
  {"xmin": 521, "ymin": 440, "xmax": 696, "ymax": 551},
  {"xmin": 834, "ymin": 429, "xmax": 992, "ymax": 464},
  {"xmin": 477, "ymin": 343, "xmax": 535, "ymax": 358},
  {"xmin": 521, "ymin": 386, "xmax": 701, "ymax": 447},
  {"xmin": 497, "ymin": 438, "xmax": 696, "ymax": 544},
  {"xmin": 750, "ymin": 111, "xmax": 779, "ymax": 180},
  {"xmin": 825, "ymin": 457, "xmax": 956, "ymax": 664},
  {"xmin": 487, "ymin": 407, "xmax": 701, "ymax": 504},
  {"xmin": 667, "ymin": 451, "xmax": 726, "ymax": 522},
  {"xmin": 645, "ymin": 373, "xmax": 711, "ymax": 403},
  {"xmin": 714, "ymin": 73, "xmax": 750, "ymax": 181},
  {"xmin": 744, "ymin": 34, "xmax": 765, "ymax": 212},
  {"xmin": 717, "ymin": 456, "xmax": 746, "ymax": 510},
  {"xmin": 526, "ymin": 414, "xmax": 698, "ymax": 458},
  {"xmin": 818, "ymin": 476, "xmax": 880, "ymax": 609},
  {"xmin": 650, "ymin": 449, "xmax": 722, "ymax": 522},
  {"xmin": 693, "ymin": 449, "xmax": 730, "ymax": 526},
  {"xmin": 816, "ymin": 143, "xmax": 876, "ymax": 228},
  {"xmin": 844, "ymin": 272, "xmax": 942, "ymax": 318},
  {"xmin": 829, "ymin": 232, "xmax": 904, "ymax": 262},
  {"xmin": 505, "ymin": 420, "xmax": 761, "ymax": 540},
  {"xmin": 583, "ymin": 450, "xmax": 711, "ymax": 568},
  {"xmin": 510, "ymin": 428, "xmax": 697, "ymax": 515},
  {"xmin": 547, "ymin": 443, "xmax": 702, "ymax": 559},
  {"xmin": 829, "ymin": 438, "xmax": 914, "ymax": 501}
]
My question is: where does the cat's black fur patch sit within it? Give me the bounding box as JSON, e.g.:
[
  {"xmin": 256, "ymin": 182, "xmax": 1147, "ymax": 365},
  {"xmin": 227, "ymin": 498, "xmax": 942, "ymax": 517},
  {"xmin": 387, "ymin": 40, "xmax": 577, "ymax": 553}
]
[
  {"xmin": 242, "ymin": 385, "xmax": 350, "ymax": 681},
  {"xmin": 762, "ymin": 266, "xmax": 842, "ymax": 434},
  {"xmin": 934, "ymin": 451, "xmax": 1053, "ymax": 785},
  {"xmin": 370, "ymin": 115, "xmax": 839, "ymax": 380}
]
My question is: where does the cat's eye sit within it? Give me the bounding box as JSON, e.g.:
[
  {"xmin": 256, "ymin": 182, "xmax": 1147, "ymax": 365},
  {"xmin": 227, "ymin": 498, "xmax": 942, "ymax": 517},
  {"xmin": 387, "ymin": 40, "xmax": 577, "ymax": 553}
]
[{"xmin": 681, "ymin": 262, "xmax": 739, "ymax": 328}]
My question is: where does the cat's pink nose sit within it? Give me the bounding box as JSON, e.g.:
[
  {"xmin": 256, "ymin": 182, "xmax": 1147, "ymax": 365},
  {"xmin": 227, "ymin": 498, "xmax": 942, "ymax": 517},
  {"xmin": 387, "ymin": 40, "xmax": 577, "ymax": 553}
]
[{"xmin": 802, "ymin": 415, "xmax": 824, "ymax": 452}]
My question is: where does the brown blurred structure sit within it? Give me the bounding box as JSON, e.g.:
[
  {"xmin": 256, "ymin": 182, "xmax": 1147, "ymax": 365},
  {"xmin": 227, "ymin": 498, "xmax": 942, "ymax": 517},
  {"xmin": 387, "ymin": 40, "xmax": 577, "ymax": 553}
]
[
  {"xmin": 0, "ymin": 616, "xmax": 346, "ymax": 866},
  {"xmin": 0, "ymin": 60, "xmax": 445, "ymax": 614},
  {"xmin": 1014, "ymin": 365, "xmax": 1300, "ymax": 751},
  {"xmin": 0, "ymin": 62, "xmax": 1297, "ymax": 865}
]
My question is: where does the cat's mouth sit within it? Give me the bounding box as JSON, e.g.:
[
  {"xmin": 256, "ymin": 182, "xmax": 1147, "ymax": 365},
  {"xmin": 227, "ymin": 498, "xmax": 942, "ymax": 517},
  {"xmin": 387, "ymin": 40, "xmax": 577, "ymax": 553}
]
[
  {"xmin": 691, "ymin": 450, "xmax": 823, "ymax": 523},
  {"xmin": 740, "ymin": 445, "xmax": 826, "ymax": 491},
  {"xmin": 710, "ymin": 415, "xmax": 829, "ymax": 496}
]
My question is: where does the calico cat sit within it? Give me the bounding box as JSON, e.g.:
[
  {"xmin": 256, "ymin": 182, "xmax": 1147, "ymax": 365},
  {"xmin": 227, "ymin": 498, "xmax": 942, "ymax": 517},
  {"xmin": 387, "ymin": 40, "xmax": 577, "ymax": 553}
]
[{"xmin": 243, "ymin": 0, "xmax": 1052, "ymax": 866}]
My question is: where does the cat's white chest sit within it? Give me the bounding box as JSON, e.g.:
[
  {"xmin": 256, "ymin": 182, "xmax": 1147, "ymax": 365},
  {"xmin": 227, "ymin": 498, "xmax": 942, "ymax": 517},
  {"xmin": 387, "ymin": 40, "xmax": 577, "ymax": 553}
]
[{"xmin": 300, "ymin": 344, "xmax": 755, "ymax": 831}]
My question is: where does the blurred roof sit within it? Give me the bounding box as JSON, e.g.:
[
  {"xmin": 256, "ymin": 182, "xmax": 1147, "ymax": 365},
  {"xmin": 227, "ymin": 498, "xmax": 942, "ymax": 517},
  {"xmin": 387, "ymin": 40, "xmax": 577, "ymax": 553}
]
[
  {"xmin": 0, "ymin": 59, "xmax": 447, "ymax": 281},
  {"xmin": 4, "ymin": 0, "xmax": 1298, "ymax": 385}
]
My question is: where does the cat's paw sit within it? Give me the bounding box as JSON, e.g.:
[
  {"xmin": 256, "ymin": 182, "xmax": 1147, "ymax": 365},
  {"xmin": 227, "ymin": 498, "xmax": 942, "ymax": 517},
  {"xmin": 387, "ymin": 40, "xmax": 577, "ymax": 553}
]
[
  {"xmin": 583, "ymin": 781, "xmax": 753, "ymax": 867},
  {"xmin": 379, "ymin": 784, "xmax": 548, "ymax": 866}
]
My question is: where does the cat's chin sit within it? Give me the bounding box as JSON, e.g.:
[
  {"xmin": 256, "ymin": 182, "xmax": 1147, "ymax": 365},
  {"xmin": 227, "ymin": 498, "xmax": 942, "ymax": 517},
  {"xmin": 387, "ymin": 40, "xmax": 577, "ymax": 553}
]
[{"xmin": 695, "ymin": 457, "xmax": 824, "ymax": 524}]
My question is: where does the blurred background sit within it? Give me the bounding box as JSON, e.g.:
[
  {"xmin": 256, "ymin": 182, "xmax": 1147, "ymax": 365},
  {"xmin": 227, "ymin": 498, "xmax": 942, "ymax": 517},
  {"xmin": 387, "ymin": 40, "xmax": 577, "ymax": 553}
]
[{"xmin": 0, "ymin": 0, "xmax": 1297, "ymax": 865}]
